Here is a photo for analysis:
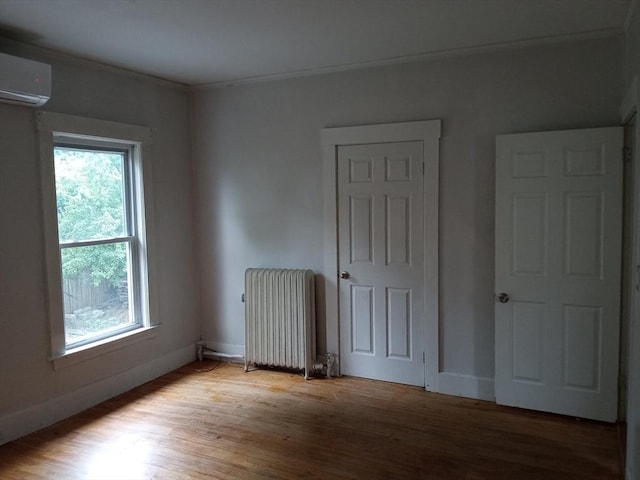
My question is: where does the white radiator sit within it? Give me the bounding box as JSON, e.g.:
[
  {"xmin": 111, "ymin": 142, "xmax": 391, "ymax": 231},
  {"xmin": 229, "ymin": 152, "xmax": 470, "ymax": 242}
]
[{"xmin": 244, "ymin": 268, "xmax": 316, "ymax": 379}]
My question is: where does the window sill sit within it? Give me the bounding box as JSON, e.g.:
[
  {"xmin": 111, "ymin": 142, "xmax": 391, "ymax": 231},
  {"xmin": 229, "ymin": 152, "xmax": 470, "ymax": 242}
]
[{"xmin": 51, "ymin": 325, "xmax": 160, "ymax": 370}]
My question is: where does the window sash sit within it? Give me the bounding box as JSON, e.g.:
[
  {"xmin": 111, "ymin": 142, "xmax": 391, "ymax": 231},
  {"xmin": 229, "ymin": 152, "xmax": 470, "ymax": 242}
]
[
  {"xmin": 60, "ymin": 236, "xmax": 134, "ymax": 248},
  {"xmin": 54, "ymin": 142, "xmax": 134, "ymax": 243},
  {"xmin": 53, "ymin": 142, "xmax": 142, "ymax": 349},
  {"xmin": 61, "ymin": 237, "xmax": 140, "ymax": 349}
]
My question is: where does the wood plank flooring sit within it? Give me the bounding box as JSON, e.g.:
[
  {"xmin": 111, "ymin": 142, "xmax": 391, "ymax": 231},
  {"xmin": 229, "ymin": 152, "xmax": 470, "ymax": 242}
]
[{"xmin": 0, "ymin": 361, "xmax": 622, "ymax": 479}]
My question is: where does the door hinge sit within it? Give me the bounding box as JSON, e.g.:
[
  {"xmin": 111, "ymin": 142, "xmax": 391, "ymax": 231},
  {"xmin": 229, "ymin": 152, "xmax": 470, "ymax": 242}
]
[
  {"xmin": 624, "ymin": 146, "xmax": 632, "ymax": 163},
  {"xmin": 422, "ymin": 162, "xmax": 425, "ymax": 175},
  {"xmin": 422, "ymin": 352, "xmax": 425, "ymax": 364}
]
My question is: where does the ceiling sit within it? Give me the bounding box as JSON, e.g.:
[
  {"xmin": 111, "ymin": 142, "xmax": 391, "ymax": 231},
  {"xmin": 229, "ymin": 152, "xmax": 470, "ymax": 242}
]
[{"xmin": 0, "ymin": 0, "xmax": 632, "ymax": 86}]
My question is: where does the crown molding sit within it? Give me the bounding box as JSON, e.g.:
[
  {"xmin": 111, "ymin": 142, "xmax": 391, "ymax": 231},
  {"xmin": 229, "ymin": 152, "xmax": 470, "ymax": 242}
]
[{"xmin": 191, "ymin": 28, "xmax": 622, "ymax": 91}]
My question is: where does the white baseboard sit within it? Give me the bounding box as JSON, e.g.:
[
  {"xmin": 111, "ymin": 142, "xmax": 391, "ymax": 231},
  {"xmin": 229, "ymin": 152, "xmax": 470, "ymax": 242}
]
[
  {"xmin": 0, "ymin": 344, "xmax": 195, "ymax": 446},
  {"xmin": 437, "ymin": 372, "xmax": 495, "ymax": 402}
]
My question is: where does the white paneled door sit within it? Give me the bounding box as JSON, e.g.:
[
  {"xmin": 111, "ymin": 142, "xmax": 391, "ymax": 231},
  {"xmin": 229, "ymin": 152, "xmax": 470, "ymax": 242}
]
[
  {"xmin": 338, "ymin": 141, "xmax": 424, "ymax": 386},
  {"xmin": 495, "ymin": 127, "xmax": 623, "ymax": 422}
]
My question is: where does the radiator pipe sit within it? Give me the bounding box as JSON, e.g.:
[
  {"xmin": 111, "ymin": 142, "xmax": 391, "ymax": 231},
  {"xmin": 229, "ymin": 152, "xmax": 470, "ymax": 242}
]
[{"xmin": 197, "ymin": 342, "xmax": 244, "ymax": 362}]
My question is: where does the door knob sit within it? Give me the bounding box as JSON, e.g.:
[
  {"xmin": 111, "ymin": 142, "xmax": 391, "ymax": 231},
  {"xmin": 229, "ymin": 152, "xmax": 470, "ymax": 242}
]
[
  {"xmin": 496, "ymin": 293, "xmax": 510, "ymax": 303},
  {"xmin": 339, "ymin": 271, "xmax": 350, "ymax": 279}
]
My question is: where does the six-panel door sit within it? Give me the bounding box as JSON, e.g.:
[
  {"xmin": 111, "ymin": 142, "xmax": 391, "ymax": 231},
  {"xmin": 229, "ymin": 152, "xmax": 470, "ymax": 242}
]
[
  {"xmin": 338, "ymin": 141, "xmax": 424, "ymax": 386},
  {"xmin": 495, "ymin": 127, "xmax": 623, "ymax": 421}
]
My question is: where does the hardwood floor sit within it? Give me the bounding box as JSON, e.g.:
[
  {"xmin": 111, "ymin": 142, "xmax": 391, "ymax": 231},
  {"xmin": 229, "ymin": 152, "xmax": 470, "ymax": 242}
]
[{"xmin": 0, "ymin": 361, "xmax": 622, "ymax": 479}]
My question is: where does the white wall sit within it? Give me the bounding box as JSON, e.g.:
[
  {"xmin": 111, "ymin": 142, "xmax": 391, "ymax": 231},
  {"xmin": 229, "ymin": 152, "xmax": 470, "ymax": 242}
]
[
  {"xmin": 0, "ymin": 40, "xmax": 200, "ymax": 444},
  {"xmin": 192, "ymin": 37, "xmax": 623, "ymax": 390}
]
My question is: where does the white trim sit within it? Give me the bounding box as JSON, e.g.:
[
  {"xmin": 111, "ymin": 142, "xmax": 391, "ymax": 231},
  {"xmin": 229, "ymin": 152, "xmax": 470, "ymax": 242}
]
[
  {"xmin": 36, "ymin": 111, "xmax": 158, "ymax": 361},
  {"xmin": 52, "ymin": 326, "xmax": 160, "ymax": 369},
  {"xmin": 0, "ymin": 344, "xmax": 195, "ymax": 446},
  {"xmin": 437, "ymin": 373, "xmax": 496, "ymax": 402},
  {"xmin": 37, "ymin": 126, "xmax": 66, "ymax": 356},
  {"xmin": 321, "ymin": 121, "xmax": 441, "ymax": 146},
  {"xmin": 138, "ymin": 141, "xmax": 159, "ymax": 330},
  {"xmin": 423, "ymin": 134, "xmax": 441, "ymax": 392},
  {"xmin": 37, "ymin": 111, "xmax": 153, "ymax": 143},
  {"xmin": 321, "ymin": 119, "xmax": 441, "ymax": 390},
  {"xmin": 621, "ymin": 75, "xmax": 640, "ymax": 480},
  {"xmin": 193, "ymin": 29, "xmax": 621, "ymax": 90},
  {"xmin": 621, "ymin": 77, "xmax": 638, "ymax": 122}
]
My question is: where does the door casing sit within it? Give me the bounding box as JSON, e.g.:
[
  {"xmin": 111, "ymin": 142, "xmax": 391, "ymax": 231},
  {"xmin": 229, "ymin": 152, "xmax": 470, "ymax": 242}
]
[
  {"xmin": 321, "ymin": 120, "xmax": 441, "ymax": 389},
  {"xmin": 620, "ymin": 75, "xmax": 640, "ymax": 480}
]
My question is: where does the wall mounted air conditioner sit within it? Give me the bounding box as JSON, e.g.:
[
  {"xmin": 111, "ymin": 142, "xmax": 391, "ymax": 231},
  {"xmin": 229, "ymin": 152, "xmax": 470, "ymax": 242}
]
[{"xmin": 0, "ymin": 52, "xmax": 51, "ymax": 107}]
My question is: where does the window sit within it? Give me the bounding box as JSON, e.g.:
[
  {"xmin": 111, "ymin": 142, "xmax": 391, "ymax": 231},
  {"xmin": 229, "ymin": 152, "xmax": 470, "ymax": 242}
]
[
  {"xmin": 55, "ymin": 142, "xmax": 140, "ymax": 347},
  {"xmin": 38, "ymin": 112, "xmax": 158, "ymax": 366}
]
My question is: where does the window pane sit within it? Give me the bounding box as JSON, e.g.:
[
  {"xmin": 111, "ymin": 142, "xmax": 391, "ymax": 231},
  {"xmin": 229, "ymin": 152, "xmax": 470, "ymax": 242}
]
[
  {"xmin": 61, "ymin": 243, "xmax": 134, "ymax": 345},
  {"xmin": 54, "ymin": 147, "xmax": 126, "ymax": 243}
]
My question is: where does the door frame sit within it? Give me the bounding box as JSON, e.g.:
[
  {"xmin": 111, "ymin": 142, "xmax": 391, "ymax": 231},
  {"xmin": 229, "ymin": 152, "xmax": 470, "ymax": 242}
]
[
  {"xmin": 321, "ymin": 120, "xmax": 441, "ymax": 390},
  {"xmin": 620, "ymin": 75, "xmax": 640, "ymax": 480}
]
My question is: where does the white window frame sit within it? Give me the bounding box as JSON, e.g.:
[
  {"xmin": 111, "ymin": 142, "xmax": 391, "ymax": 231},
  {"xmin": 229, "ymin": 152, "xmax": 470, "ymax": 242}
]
[{"xmin": 37, "ymin": 112, "xmax": 159, "ymax": 368}]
